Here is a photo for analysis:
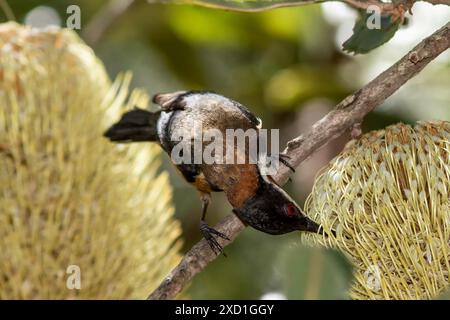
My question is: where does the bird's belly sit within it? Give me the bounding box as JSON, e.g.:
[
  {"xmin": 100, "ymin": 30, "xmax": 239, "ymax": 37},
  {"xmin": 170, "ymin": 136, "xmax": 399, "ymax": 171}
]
[
  {"xmin": 192, "ymin": 173, "xmax": 213, "ymax": 193},
  {"xmin": 192, "ymin": 172, "xmax": 222, "ymax": 193}
]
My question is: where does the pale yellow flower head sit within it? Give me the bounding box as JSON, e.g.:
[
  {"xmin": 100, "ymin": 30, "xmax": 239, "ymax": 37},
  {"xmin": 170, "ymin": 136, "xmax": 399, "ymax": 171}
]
[
  {"xmin": 304, "ymin": 121, "xmax": 450, "ymax": 299},
  {"xmin": 0, "ymin": 23, "xmax": 182, "ymax": 299}
]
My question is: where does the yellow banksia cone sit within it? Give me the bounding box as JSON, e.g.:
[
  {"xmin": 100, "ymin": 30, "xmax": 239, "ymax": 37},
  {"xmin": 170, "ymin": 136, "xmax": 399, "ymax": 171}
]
[
  {"xmin": 0, "ymin": 22, "xmax": 182, "ymax": 299},
  {"xmin": 304, "ymin": 121, "xmax": 450, "ymax": 300}
]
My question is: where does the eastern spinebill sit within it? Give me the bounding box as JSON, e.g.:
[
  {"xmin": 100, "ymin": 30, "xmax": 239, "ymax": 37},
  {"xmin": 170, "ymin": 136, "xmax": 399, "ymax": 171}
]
[{"xmin": 104, "ymin": 91, "xmax": 324, "ymax": 255}]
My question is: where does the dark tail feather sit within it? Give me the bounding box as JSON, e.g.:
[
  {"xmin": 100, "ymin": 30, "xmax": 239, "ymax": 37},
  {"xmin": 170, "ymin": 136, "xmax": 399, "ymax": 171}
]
[{"xmin": 104, "ymin": 108, "xmax": 161, "ymax": 142}]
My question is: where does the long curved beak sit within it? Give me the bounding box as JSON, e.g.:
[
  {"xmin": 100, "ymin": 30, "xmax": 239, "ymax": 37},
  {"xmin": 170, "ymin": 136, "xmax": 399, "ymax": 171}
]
[
  {"xmin": 303, "ymin": 217, "xmax": 336, "ymax": 237},
  {"xmin": 305, "ymin": 217, "xmax": 321, "ymax": 233}
]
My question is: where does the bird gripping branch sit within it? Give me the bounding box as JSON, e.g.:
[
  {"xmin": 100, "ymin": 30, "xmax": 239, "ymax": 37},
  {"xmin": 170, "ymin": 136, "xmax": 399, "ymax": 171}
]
[{"xmin": 104, "ymin": 91, "xmax": 324, "ymax": 255}]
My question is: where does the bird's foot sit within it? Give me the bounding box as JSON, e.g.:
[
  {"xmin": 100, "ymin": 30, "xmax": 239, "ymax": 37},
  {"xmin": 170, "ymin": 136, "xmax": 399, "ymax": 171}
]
[
  {"xmin": 200, "ymin": 221, "xmax": 230, "ymax": 257},
  {"xmin": 279, "ymin": 154, "xmax": 296, "ymax": 173}
]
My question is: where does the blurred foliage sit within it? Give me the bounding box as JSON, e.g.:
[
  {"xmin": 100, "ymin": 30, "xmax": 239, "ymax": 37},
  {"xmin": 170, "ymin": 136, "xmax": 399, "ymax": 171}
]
[
  {"xmin": 343, "ymin": 11, "xmax": 401, "ymax": 54},
  {"xmin": 277, "ymin": 246, "xmax": 353, "ymax": 299},
  {"xmin": 159, "ymin": 0, "xmax": 407, "ymax": 54},
  {"xmin": 2, "ymin": 0, "xmax": 449, "ymax": 299},
  {"xmin": 0, "ymin": 22, "xmax": 181, "ymax": 299}
]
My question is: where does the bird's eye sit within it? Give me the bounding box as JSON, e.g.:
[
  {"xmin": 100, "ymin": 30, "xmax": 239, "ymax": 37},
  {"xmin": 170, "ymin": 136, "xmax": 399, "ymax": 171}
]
[{"xmin": 284, "ymin": 203, "xmax": 298, "ymax": 217}]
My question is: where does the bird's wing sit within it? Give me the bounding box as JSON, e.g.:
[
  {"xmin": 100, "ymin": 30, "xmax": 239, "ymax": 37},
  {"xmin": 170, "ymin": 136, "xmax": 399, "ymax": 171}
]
[{"xmin": 231, "ymin": 100, "xmax": 262, "ymax": 129}]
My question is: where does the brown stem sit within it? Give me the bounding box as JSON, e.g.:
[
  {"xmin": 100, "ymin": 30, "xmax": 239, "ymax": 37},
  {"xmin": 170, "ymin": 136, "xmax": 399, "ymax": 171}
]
[
  {"xmin": 424, "ymin": 0, "xmax": 450, "ymax": 5},
  {"xmin": 165, "ymin": 0, "xmax": 448, "ymax": 13},
  {"xmin": 0, "ymin": 0, "xmax": 15, "ymax": 21},
  {"xmin": 148, "ymin": 21, "xmax": 450, "ymax": 300}
]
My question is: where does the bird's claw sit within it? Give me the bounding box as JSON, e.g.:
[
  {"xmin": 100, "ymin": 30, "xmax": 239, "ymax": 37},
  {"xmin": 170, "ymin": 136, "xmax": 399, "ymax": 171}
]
[{"xmin": 200, "ymin": 221, "xmax": 230, "ymax": 257}]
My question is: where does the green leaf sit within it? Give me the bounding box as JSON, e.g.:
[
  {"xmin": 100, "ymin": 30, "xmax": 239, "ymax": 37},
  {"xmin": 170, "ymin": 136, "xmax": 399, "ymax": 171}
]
[
  {"xmin": 277, "ymin": 245, "xmax": 353, "ymax": 299},
  {"xmin": 343, "ymin": 12, "xmax": 401, "ymax": 54}
]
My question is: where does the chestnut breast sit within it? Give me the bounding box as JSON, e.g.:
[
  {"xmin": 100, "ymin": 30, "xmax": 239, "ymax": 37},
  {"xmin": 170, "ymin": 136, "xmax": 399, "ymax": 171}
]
[{"xmin": 165, "ymin": 93, "xmax": 261, "ymax": 206}]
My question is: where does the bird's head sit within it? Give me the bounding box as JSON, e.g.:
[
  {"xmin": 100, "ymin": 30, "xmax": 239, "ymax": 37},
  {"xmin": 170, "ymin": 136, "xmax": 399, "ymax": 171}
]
[{"xmin": 233, "ymin": 177, "xmax": 323, "ymax": 235}]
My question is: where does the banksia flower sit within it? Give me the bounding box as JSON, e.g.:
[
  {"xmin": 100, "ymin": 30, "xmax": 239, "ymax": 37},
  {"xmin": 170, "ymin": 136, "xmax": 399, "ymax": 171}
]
[
  {"xmin": 304, "ymin": 121, "xmax": 450, "ymax": 300},
  {"xmin": 0, "ymin": 23, "xmax": 182, "ymax": 299}
]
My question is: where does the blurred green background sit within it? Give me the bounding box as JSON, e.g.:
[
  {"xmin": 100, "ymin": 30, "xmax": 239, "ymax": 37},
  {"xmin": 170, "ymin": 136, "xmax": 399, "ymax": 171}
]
[{"xmin": 2, "ymin": 0, "xmax": 449, "ymax": 299}]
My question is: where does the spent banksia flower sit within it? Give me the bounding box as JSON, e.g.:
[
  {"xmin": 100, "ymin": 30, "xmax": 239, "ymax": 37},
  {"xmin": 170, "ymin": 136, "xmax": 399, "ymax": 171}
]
[
  {"xmin": 304, "ymin": 121, "xmax": 450, "ymax": 300},
  {"xmin": 0, "ymin": 23, "xmax": 182, "ymax": 299}
]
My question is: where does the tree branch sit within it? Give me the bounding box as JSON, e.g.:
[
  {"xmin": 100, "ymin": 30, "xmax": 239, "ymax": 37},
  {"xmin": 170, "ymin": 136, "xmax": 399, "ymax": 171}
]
[
  {"xmin": 163, "ymin": 0, "xmax": 448, "ymax": 13},
  {"xmin": 424, "ymin": 0, "xmax": 450, "ymax": 5},
  {"xmin": 148, "ymin": 21, "xmax": 450, "ymax": 300}
]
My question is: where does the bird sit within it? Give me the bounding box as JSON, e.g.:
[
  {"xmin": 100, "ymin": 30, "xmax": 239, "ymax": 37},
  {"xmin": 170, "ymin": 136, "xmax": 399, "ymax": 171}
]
[{"xmin": 104, "ymin": 91, "xmax": 324, "ymax": 255}]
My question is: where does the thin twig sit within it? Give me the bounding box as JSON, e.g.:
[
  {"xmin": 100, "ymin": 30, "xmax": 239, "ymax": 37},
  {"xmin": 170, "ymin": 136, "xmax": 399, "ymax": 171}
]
[
  {"xmin": 0, "ymin": 0, "xmax": 15, "ymax": 21},
  {"xmin": 159, "ymin": 0, "xmax": 448, "ymax": 13},
  {"xmin": 148, "ymin": 21, "xmax": 450, "ymax": 300},
  {"xmin": 82, "ymin": 0, "xmax": 136, "ymax": 46},
  {"xmin": 424, "ymin": 0, "xmax": 450, "ymax": 4}
]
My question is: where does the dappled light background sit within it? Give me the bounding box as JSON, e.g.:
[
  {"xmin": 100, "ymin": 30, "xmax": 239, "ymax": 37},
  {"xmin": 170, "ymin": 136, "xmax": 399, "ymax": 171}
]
[{"xmin": 3, "ymin": 0, "xmax": 450, "ymax": 299}]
